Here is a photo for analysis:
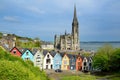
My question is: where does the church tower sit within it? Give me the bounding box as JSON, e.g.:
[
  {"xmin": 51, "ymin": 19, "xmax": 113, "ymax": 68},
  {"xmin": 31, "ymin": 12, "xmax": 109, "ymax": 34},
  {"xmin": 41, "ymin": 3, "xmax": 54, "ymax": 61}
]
[
  {"xmin": 72, "ymin": 5, "xmax": 80, "ymax": 50},
  {"xmin": 54, "ymin": 5, "xmax": 80, "ymax": 51}
]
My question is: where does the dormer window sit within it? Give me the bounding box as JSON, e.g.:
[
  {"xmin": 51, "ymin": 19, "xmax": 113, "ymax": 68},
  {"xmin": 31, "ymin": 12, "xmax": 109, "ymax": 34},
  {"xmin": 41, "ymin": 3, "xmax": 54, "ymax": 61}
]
[
  {"xmin": 89, "ymin": 63, "xmax": 91, "ymax": 66},
  {"xmin": 13, "ymin": 50, "xmax": 16, "ymax": 54},
  {"xmin": 84, "ymin": 62, "xmax": 86, "ymax": 66},
  {"xmin": 26, "ymin": 52, "xmax": 29, "ymax": 56},
  {"xmin": 47, "ymin": 55, "xmax": 49, "ymax": 58}
]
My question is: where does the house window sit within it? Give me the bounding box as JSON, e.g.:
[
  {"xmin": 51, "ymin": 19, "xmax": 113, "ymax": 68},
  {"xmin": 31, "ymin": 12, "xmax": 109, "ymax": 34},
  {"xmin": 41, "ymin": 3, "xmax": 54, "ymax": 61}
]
[
  {"xmin": 84, "ymin": 62, "xmax": 87, "ymax": 66},
  {"xmin": 84, "ymin": 67, "xmax": 86, "ymax": 70},
  {"xmin": 36, "ymin": 57, "xmax": 41, "ymax": 59},
  {"xmin": 25, "ymin": 58, "xmax": 30, "ymax": 60},
  {"xmin": 78, "ymin": 62, "xmax": 81, "ymax": 65},
  {"xmin": 26, "ymin": 52, "xmax": 29, "ymax": 56},
  {"xmin": 46, "ymin": 59, "xmax": 50, "ymax": 63},
  {"xmin": 47, "ymin": 55, "xmax": 49, "ymax": 58},
  {"xmin": 36, "ymin": 60, "xmax": 40, "ymax": 62},
  {"xmin": 64, "ymin": 60, "xmax": 67, "ymax": 64},
  {"xmin": 89, "ymin": 63, "xmax": 91, "ymax": 66},
  {"xmin": 56, "ymin": 60, "xmax": 59, "ymax": 64},
  {"xmin": 13, "ymin": 51, "xmax": 16, "ymax": 54},
  {"xmin": 72, "ymin": 62, "xmax": 75, "ymax": 65}
]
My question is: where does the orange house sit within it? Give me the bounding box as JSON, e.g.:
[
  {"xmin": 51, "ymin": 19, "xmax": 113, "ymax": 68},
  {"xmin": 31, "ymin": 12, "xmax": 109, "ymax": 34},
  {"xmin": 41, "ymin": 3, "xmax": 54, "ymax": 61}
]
[{"xmin": 76, "ymin": 53, "xmax": 83, "ymax": 71}]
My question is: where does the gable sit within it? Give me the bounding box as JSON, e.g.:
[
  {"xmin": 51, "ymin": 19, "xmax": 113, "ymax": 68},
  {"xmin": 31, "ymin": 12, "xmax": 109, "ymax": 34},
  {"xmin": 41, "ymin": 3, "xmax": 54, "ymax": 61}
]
[
  {"xmin": 34, "ymin": 50, "xmax": 43, "ymax": 57},
  {"xmin": 10, "ymin": 47, "xmax": 22, "ymax": 56},
  {"xmin": 22, "ymin": 49, "xmax": 33, "ymax": 57},
  {"xmin": 76, "ymin": 56, "xmax": 82, "ymax": 62},
  {"xmin": 63, "ymin": 54, "xmax": 69, "ymax": 60},
  {"xmin": 54, "ymin": 53, "xmax": 61, "ymax": 59},
  {"xmin": 21, "ymin": 49, "xmax": 34, "ymax": 62},
  {"xmin": 44, "ymin": 52, "xmax": 53, "ymax": 59},
  {"xmin": 83, "ymin": 57, "xmax": 88, "ymax": 62}
]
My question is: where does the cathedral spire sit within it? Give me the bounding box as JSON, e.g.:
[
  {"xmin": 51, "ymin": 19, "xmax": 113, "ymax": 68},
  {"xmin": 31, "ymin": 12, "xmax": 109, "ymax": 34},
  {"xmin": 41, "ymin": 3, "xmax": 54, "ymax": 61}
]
[
  {"xmin": 65, "ymin": 30, "xmax": 67, "ymax": 35},
  {"xmin": 73, "ymin": 4, "xmax": 78, "ymax": 23}
]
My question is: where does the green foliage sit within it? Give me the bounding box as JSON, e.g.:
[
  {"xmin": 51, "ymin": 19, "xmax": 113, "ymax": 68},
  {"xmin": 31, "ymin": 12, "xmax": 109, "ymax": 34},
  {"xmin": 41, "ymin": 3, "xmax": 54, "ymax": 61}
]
[
  {"xmin": 61, "ymin": 74, "xmax": 96, "ymax": 80},
  {"xmin": 82, "ymin": 52, "xmax": 91, "ymax": 57},
  {"xmin": 93, "ymin": 44, "xmax": 120, "ymax": 72},
  {"xmin": 16, "ymin": 38, "xmax": 41, "ymax": 48},
  {"xmin": 34, "ymin": 41, "xmax": 41, "ymax": 47},
  {"xmin": 0, "ymin": 47, "xmax": 49, "ymax": 80},
  {"xmin": 110, "ymin": 48, "xmax": 120, "ymax": 71},
  {"xmin": 0, "ymin": 32, "xmax": 2, "ymax": 39}
]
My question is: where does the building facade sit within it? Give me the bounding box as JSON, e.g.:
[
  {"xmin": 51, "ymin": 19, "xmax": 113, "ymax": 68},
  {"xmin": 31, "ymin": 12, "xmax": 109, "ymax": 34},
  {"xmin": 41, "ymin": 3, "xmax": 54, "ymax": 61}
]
[
  {"xmin": 76, "ymin": 53, "xmax": 83, "ymax": 71},
  {"xmin": 43, "ymin": 51, "xmax": 56, "ymax": 69},
  {"xmin": 10, "ymin": 47, "xmax": 22, "ymax": 57},
  {"xmin": 34, "ymin": 49, "xmax": 44, "ymax": 70},
  {"xmin": 53, "ymin": 52, "xmax": 62, "ymax": 70},
  {"xmin": 61, "ymin": 54, "xmax": 70, "ymax": 70},
  {"xmin": 21, "ymin": 49, "xmax": 34, "ymax": 62},
  {"xmin": 54, "ymin": 5, "xmax": 80, "ymax": 51}
]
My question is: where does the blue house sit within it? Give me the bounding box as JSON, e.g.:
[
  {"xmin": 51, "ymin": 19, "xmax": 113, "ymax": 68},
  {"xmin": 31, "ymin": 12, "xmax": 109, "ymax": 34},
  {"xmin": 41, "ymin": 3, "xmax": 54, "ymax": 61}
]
[
  {"xmin": 68, "ymin": 54, "xmax": 76, "ymax": 70},
  {"xmin": 21, "ymin": 49, "xmax": 34, "ymax": 62},
  {"xmin": 53, "ymin": 52, "xmax": 62, "ymax": 70}
]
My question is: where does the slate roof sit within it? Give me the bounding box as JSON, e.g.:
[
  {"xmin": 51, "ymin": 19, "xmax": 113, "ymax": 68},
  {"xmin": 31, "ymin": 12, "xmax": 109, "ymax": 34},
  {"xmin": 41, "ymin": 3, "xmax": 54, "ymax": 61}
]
[
  {"xmin": 32, "ymin": 48, "xmax": 38, "ymax": 55},
  {"xmin": 43, "ymin": 50, "xmax": 56, "ymax": 57},
  {"xmin": 59, "ymin": 52, "xmax": 65, "ymax": 57},
  {"xmin": 67, "ymin": 54, "xmax": 76, "ymax": 59},
  {"xmin": 50, "ymin": 50, "xmax": 56, "ymax": 57},
  {"xmin": 43, "ymin": 50, "xmax": 48, "ymax": 56},
  {"xmin": 21, "ymin": 48, "xmax": 34, "ymax": 56}
]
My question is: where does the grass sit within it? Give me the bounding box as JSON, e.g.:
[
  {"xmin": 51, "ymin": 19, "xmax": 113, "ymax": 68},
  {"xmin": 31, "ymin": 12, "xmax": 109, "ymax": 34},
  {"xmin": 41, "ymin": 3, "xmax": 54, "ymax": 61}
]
[
  {"xmin": 61, "ymin": 74, "xmax": 96, "ymax": 80},
  {"xmin": 61, "ymin": 72, "xmax": 120, "ymax": 80}
]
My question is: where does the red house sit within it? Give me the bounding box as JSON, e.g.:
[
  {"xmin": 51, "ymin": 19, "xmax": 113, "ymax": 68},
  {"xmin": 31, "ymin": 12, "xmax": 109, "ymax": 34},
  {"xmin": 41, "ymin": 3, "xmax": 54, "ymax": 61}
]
[
  {"xmin": 76, "ymin": 53, "xmax": 83, "ymax": 71},
  {"xmin": 10, "ymin": 47, "xmax": 22, "ymax": 57}
]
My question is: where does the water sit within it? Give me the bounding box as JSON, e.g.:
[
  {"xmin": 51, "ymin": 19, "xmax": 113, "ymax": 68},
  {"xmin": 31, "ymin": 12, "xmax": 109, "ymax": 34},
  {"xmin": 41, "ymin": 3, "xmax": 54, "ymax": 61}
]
[{"xmin": 80, "ymin": 42, "xmax": 120, "ymax": 51}]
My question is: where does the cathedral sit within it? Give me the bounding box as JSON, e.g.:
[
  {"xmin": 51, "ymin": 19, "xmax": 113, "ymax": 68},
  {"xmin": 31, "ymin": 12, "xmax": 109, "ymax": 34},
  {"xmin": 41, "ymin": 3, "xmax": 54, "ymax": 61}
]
[{"xmin": 54, "ymin": 5, "xmax": 80, "ymax": 51}]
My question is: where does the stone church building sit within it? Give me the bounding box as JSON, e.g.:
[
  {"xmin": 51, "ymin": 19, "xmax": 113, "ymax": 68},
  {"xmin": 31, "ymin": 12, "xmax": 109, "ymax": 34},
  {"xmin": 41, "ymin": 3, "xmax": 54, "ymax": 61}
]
[{"xmin": 54, "ymin": 6, "xmax": 80, "ymax": 51}]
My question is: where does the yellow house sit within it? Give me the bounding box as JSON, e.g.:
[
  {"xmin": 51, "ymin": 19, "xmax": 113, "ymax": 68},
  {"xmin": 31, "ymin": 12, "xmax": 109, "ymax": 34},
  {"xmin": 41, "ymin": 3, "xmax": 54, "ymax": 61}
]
[{"xmin": 61, "ymin": 54, "xmax": 70, "ymax": 70}]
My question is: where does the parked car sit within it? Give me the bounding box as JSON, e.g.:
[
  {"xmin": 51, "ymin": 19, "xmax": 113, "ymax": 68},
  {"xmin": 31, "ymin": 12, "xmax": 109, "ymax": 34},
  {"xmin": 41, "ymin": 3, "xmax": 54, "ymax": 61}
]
[{"xmin": 55, "ymin": 69, "xmax": 62, "ymax": 72}]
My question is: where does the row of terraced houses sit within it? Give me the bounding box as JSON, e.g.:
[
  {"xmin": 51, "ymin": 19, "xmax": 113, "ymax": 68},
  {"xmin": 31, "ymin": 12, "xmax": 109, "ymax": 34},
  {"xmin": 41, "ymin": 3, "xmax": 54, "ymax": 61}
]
[{"xmin": 9, "ymin": 47, "xmax": 93, "ymax": 72}]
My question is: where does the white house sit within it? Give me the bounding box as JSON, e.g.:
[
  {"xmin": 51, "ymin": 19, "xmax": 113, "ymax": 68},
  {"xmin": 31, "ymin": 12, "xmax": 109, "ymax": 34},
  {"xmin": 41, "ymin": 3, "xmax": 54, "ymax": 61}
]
[
  {"xmin": 43, "ymin": 51, "xmax": 56, "ymax": 69},
  {"xmin": 34, "ymin": 49, "xmax": 44, "ymax": 70},
  {"xmin": 82, "ymin": 57, "xmax": 92, "ymax": 72},
  {"xmin": 88, "ymin": 57, "xmax": 92, "ymax": 71}
]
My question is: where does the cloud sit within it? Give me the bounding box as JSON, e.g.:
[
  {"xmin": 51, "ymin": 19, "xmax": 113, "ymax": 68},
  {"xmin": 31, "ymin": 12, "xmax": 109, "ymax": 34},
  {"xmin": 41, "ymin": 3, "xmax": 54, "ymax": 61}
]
[
  {"xmin": 3, "ymin": 16, "xmax": 19, "ymax": 22},
  {"xmin": 26, "ymin": 6, "xmax": 45, "ymax": 14}
]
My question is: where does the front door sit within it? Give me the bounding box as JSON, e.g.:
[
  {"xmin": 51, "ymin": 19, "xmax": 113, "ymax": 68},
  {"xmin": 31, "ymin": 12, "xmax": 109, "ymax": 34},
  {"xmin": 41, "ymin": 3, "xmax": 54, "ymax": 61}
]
[
  {"xmin": 46, "ymin": 65, "xmax": 48, "ymax": 69},
  {"xmin": 51, "ymin": 65, "xmax": 52, "ymax": 69}
]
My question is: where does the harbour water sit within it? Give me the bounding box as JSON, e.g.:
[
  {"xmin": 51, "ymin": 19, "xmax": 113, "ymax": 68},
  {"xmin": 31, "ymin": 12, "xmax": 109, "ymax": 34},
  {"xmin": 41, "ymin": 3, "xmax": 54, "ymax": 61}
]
[{"xmin": 80, "ymin": 42, "xmax": 120, "ymax": 51}]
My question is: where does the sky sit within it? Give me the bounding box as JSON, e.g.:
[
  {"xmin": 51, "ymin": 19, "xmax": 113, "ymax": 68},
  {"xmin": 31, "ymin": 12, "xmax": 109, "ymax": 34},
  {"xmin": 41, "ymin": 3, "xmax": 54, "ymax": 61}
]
[{"xmin": 0, "ymin": 0, "xmax": 120, "ymax": 41}]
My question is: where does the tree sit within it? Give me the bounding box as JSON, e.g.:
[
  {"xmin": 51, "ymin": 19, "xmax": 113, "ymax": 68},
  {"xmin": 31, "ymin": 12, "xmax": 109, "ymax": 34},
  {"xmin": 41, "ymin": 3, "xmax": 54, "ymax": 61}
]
[
  {"xmin": 93, "ymin": 44, "xmax": 114, "ymax": 72},
  {"xmin": 34, "ymin": 37, "xmax": 41, "ymax": 47},
  {"xmin": 110, "ymin": 48, "xmax": 120, "ymax": 72}
]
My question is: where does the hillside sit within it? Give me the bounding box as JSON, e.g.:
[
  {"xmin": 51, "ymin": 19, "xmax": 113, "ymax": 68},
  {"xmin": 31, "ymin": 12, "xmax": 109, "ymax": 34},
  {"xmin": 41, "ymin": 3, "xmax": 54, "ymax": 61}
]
[{"xmin": 0, "ymin": 47, "xmax": 50, "ymax": 80}]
